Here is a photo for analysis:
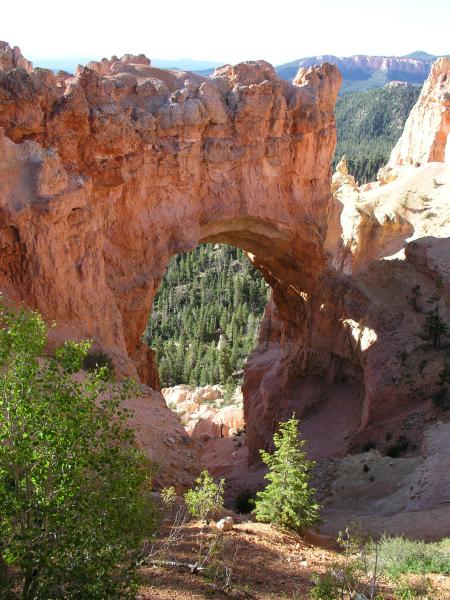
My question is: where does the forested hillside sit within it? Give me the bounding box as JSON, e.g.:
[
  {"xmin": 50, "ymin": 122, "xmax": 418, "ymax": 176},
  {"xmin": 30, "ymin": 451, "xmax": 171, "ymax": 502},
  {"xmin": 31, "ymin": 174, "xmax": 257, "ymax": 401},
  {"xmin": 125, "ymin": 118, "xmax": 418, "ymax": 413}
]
[
  {"xmin": 334, "ymin": 84, "xmax": 421, "ymax": 182},
  {"xmin": 143, "ymin": 245, "xmax": 269, "ymax": 387}
]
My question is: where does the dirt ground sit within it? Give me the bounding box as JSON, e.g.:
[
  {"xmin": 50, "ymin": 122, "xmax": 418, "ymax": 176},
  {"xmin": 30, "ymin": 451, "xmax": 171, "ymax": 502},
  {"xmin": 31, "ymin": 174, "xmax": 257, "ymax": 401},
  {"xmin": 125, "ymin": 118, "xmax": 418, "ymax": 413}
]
[{"xmin": 137, "ymin": 521, "xmax": 450, "ymax": 600}]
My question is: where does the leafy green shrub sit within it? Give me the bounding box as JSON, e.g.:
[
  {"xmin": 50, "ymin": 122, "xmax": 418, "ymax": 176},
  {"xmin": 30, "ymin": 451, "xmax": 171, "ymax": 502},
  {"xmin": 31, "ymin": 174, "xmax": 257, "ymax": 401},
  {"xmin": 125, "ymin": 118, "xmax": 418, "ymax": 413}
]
[
  {"xmin": 254, "ymin": 416, "xmax": 319, "ymax": 532},
  {"xmin": 309, "ymin": 528, "xmax": 378, "ymax": 599},
  {"xmin": 184, "ymin": 470, "xmax": 225, "ymax": 524},
  {"xmin": 377, "ymin": 536, "xmax": 450, "ymax": 578},
  {"xmin": 310, "ymin": 531, "xmax": 447, "ymax": 599},
  {"xmin": 309, "ymin": 572, "xmax": 338, "ymax": 599},
  {"xmin": 0, "ymin": 307, "xmax": 156, "ymax": 599},
  {"xmin": 161, "ymin": 485, "xmax": 177, "ymax": 507},
  {"xmin": 393, "ymin": 579, "xmax": 431, "ymax": 599}
]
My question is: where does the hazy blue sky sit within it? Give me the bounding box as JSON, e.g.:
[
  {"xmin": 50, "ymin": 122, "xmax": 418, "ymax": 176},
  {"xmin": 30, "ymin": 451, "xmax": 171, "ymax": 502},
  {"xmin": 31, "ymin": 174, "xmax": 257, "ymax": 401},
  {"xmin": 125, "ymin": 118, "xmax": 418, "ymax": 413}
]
[{"xmin": 2, "ymin": 0, "xmax": 449, "ymax": 65}]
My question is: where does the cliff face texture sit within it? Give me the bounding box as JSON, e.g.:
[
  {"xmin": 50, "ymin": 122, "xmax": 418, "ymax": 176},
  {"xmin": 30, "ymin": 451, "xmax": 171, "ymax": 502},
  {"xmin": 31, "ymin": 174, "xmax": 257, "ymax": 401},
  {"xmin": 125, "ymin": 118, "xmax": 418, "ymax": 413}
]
[
  {"xmin": 388, "ymin": 57, "xmax": 450, "ymax": 167},
  {"xmin": 276, "ymin": 54, "xmax": 434, "ymax": 91},
  {"xmin": 244, "ymin": 58, "xmax": 450, "ymax": 482},
  {"xmin": 0, "ymin": 43, "xmax": 449, "ymax": 521}
]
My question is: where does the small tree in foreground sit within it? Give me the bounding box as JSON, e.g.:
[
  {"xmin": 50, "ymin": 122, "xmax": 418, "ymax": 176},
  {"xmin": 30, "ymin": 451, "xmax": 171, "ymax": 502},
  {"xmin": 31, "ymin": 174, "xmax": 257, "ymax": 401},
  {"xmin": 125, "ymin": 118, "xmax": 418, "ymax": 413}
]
[
  {"xmin": 0, "ymin": 307, "xmax": 156, "ymax": 599},
  {"xmin": 184, "ymin": 470, "xmax": 225, "ymax": 524},
  {"xmin": 254, "ymin": 415, "xmax": 319, "ymax": 532}
]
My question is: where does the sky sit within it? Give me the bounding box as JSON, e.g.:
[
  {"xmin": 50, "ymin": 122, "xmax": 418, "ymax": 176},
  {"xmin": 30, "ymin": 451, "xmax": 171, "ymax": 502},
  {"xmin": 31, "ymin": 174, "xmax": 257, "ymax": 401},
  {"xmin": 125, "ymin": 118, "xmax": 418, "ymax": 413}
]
[{"xmin": 2, "ymin": 0, "xmax": 450, "ymax": 66}]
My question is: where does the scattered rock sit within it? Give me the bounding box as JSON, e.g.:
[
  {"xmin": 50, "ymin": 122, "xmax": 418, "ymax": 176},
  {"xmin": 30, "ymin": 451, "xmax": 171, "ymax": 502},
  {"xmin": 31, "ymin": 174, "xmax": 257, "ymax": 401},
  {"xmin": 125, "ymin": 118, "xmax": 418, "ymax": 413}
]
[{"xmin": 216, "ymin": 517, "xmax": 234, "ymax": 532}]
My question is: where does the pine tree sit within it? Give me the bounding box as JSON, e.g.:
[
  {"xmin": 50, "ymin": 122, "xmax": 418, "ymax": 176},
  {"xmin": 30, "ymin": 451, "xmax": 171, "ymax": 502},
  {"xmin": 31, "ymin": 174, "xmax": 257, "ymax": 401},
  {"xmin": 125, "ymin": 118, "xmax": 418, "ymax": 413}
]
[
  {"xmin": 218, "ymin": 336, "xmax": 233, "ymax": 381},
  {"xmin": 254, "ymin": 415, "xmax": 319, "ymax": 532},
  {"xmin": 423, "ymin": 305, "xmax": 449, "ymax": 350}
]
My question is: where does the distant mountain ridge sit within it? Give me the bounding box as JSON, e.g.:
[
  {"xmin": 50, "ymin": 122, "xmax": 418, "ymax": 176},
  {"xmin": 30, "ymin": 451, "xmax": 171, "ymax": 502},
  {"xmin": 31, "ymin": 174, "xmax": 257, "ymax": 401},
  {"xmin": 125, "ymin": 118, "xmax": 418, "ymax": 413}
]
[
  {"xmin": 32, "ymin": 51, "xmax": 450, "ymax": 94},
  {"xmin": 275, "ymin": 52, "xmax": 449, "ymax": 92}
]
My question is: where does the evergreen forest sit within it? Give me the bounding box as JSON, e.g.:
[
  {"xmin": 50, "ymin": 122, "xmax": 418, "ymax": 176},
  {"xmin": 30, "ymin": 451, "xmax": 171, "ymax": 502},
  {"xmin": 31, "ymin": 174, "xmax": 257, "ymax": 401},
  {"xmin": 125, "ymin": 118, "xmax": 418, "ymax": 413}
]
[
  {"xmin": 334, "ymin": 84, "xmax": 421, "ymax": 182},
  {"xmin": 143, "ymin": 245, "xmax": 269, "ymax": 388}
]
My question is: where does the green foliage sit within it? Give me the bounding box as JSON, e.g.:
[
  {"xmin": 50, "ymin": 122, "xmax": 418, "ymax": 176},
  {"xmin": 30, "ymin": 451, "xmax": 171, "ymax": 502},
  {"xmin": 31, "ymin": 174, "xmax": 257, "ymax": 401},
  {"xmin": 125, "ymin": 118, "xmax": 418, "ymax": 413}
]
[
  {"xmin": 310, "ymin": 530, "xmax": 447, "ymax": 599},
  {"xmin": 254, "ymin": 416, "xmax": 319, "ymax": 531},
  {"xmin": 160, "ymin": 486, "xmax": 177, "ymax": 507},
  {"xmin": 393, "ymin": 579, "xmax": 431, "ymax": 599},
  {"xmin": 309, "ymin": 571, "xmax": 339, "ymax": 600},
  {"xmin": 376, "ymin": 536, "xmax": 450, "ymax": 578},
  {"xmin": 309, "ymin": 527, "xmax": 377, "ymax": 599},
  {"xmin": 184, "ymin": 470, "xmax": 225, "ymax": 524},
  {"xmin": 0, "ymin": 307, "xmax": 156, "ymax": 599},
  {"xmin": 334, "ymin": 85, "xmax": 421, "ymax": 183},
  {"xmin": 221, "ymin": 380, "xmax": 237, "ymax": 406},
  {"xmin": 143, "ymin": 244, "xmax": 269, "ymax": 387}
]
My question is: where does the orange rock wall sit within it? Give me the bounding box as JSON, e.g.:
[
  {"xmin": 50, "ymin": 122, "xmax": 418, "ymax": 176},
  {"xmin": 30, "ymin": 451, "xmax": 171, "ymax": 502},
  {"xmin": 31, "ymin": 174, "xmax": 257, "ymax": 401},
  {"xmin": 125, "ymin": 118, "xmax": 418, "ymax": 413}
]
[{"xmin": 388, "ymin": 57, "xmax": 450, "ymax": 167}]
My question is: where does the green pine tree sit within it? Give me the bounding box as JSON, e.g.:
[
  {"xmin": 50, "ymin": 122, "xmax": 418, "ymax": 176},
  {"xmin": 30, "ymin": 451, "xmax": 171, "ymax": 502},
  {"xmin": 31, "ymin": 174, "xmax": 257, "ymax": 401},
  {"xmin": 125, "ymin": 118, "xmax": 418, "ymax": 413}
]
[{"xmin": 254, "ymin": 415, "xmax": 319, "ymax": 532}]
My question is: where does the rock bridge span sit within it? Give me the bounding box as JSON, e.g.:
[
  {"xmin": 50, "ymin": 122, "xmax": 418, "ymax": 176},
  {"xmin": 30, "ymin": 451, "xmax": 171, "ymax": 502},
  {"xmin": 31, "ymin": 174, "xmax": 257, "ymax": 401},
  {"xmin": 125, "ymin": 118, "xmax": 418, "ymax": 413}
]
[
  {"xmin": 0, "ymin": 46, "xmax": 341, "ymax": 388},
  {"xmin": 2, "ymin": 44, "xmax": 448, "ymax": 471}
]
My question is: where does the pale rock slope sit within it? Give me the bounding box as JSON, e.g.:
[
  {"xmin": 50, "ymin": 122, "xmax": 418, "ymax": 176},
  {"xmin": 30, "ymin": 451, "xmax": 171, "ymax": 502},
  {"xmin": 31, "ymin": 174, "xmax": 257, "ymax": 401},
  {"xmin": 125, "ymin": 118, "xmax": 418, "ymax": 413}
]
[
  {"xmin": 162, "ymin": 384, "xmax": 244, "ymax": 438},
  {"xmin": 387, "ymin": 57, "xmax": 450, "ymax": 168}
]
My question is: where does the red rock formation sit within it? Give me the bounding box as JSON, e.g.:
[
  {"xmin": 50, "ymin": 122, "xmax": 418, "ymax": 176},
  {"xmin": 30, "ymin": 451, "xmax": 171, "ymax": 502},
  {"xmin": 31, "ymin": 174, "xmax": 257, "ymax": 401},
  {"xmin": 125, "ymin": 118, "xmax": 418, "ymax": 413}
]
[
  {"xmin": 162, "ymin": 384, "xmax": 245, "ymax": 438},
  {"xmin": 0, "ymin": 43, "xmax": 341, "ymax": 387},
  {"xmin": 388, "ymin": 57, "xmax": 450, "ymax": 167},
  {"xmin": 0, "ymin": 41, "xmax": 33, "ymax": 73},
  {"xmin": 244, "ymin": 60, "xmax": 450, "ymax": 465},
  {"xmin": 0, "ymin": 42, "xmax": 344, "ymax": 475}
]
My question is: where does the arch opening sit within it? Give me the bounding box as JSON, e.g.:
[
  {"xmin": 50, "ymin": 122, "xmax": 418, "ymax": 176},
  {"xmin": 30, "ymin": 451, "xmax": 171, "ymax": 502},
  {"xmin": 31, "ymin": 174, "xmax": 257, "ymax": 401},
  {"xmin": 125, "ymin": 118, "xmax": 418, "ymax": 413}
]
[{"xmin": 142, "ymin": 242, "xmax": 271, "ymax": 437}]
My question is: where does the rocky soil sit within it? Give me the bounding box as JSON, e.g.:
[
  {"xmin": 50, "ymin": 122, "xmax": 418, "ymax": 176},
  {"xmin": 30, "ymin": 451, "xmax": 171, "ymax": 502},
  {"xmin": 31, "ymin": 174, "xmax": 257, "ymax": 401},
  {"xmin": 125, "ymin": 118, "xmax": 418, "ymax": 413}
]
[{"xmin": 137, "ymin": 521, "xmax": 450, "ymax": 599}]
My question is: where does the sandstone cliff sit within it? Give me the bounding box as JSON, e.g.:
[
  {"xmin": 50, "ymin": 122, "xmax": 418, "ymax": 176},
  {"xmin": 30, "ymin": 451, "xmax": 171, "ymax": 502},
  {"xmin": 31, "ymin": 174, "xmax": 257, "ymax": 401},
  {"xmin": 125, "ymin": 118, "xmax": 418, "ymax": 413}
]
[
  {"xmin": 276, "ymin": 53, "xmax": 434, "ymax": 91},
  {"xmin": 244, "ymin": 59, "xmax": 450, "ymax": 478},
  {"xmin": 162, "ymin": 384, "xmax": 245, "ymax": 438},
  {"xmin": 387, "ymin": 57, "xmax": 450, "ymax": 167}
]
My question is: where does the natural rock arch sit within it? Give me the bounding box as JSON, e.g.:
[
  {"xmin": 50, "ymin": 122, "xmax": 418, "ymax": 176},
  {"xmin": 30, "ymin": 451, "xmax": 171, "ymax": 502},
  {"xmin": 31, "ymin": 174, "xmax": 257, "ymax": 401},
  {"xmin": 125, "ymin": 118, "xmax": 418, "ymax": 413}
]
[
  {"xmin": 1, "ymin": 44, "xmax": 449, "ymax": 476},
  {"xmin": 0, "ymin": 48, "xmax": 341, "ymax": 384}
]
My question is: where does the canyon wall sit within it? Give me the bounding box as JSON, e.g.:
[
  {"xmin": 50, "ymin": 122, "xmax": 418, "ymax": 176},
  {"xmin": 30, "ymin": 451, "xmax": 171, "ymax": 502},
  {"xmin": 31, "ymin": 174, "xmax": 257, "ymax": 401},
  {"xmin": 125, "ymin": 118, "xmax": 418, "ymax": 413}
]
[
  {"xmin": 387, "ymin": 57, "xmax": 450, "ymax": 167},
  {"xmin": 0, "ymin": 43, "xmax": 448, "ymax": 484},
  {"xmin": 276, "ymin": 54, "xmax": 434, "ymax": 91}
]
